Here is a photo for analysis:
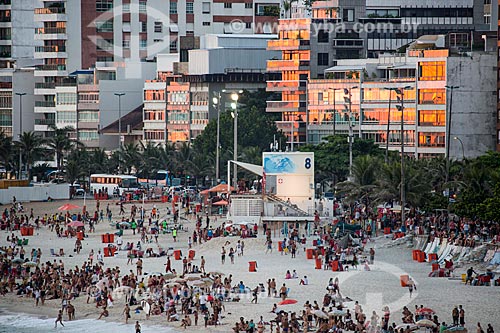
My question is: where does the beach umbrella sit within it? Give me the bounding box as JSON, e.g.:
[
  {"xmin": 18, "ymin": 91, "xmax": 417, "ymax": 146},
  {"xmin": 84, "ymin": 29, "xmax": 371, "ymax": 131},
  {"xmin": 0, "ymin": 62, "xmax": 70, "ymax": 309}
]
[
  {"xmin": 396, "ymin": 324, "xmax": 419, "ymax": 331},
  {"xmin": 67, "ymin": 220, "xmax": 84, "ymax": 227},
  {"xmin": 209, "ymin": 271, "xmax": 225, "ymax": 276},
  {"xmin": 22, "ymin": 261, "xmax": 37, "ymax": 267},
  {"xmin": 118, "ymin": 221, "xmax": 131, "ymax": 227},
  {"xmin": 175, "ymin": 278, "xmax": 186, "ymax": 283},
  {"xmin": 201, "ymin": 277, "xmax": 213, "ymax": 283},
  {"xmin": 164, "ymin": 282, "xmax": 180, "ymax": 288},
  {"xmin": 212, "ymin": 200, "xmax": 228, "ymax": 206},
  {"xmin": 186, "ymin": 276, "xmax": 200, "ymax": 281},
  {"xmin": 444, "ymin": 326, "xmax": 467, "ymax": 333},
  {"xmin": 416, "ymin": 319, "xmax": 437, "ymax": 328},
  {"xmin": 58, "ymin": 203, "xmax": 80, "ymax": 211},
  {"xmin": 416, "ymin": 307, "xmax": 435, "ymax": 315},
  {"xmin": 145, "ymin": 272, "xmax": 163, "ymax": 276},
  {"xmin": 278, "ymin": 299, "xmax": 298, "ymax": 305},
  {"xmin": 313, "ymin": 310, "xmax": 328, "ymax": 319},
  {"xmin": 189, "ymin": 280, "xmax": 207, "ymax": 287},
  {"xmin": 12, "ymin": 258, "xmax": 23, "ymax": 264},
  {"xmin": 329, "ymin": 309, "xmax": 347, "ymax": 317}
]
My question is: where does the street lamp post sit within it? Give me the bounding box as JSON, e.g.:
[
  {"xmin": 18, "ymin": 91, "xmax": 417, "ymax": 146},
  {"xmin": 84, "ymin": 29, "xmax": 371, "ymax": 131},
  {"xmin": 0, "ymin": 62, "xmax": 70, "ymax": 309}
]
[
  {"xmin": 395, "ymin": 86, "xmax": 411, "ymax": 224},
  {"xmin": 231, "ymin": 93, "xmax": 239, "ymax": 190},
  {"xmin": 114, "ymin": 92, "xmax": 125, "ymax": 173},
  {"xmin": 15, "ymin": 92, "xmax": 26, "ymax": 179},
  {"xmin": 212, "ymin": 92, "xmax": 221, "ymax": 183},
  {"xmin": 343, "ymin": 87, "xmax": 358, "ymax": 180},
  {"xmin": 329, "ymin": 88, "xmax": 340, "ymax": 136},
  {"xmin": 445, "ymin": 86, "xmax": 459, "ymax": 184},
  {"xmin": 383, "ymin": 88, "xmax": 399, "ymax": 164},
  {"xmin": 454, "ymin": 136, "xmax": 465, "ymax": 160}
]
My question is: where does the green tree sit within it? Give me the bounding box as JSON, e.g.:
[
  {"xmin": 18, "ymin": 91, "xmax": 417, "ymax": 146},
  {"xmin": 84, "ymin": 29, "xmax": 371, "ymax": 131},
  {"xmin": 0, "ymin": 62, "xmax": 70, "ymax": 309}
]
[
  {"xmin": 337, "ymin": 155, "xmax": 380, "ymax": 205},
  {"xmin": 0, "ymin": 130, "xmax": 12, "ymax": 172},
  {"xmin": 47, "ymin": 126, "xmax": 76, "ymax": 172},
  {"xmin": 120, "ymin": 143, "xmax": 140, "ymax": 174},
  {"xmin": 15, "ymin": 131, "xmax": 46, "ymax": 180}
]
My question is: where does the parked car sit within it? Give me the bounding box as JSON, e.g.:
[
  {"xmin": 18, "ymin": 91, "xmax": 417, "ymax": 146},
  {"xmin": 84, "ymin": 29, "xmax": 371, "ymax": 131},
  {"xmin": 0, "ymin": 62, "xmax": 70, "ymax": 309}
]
[{"xmin": 70, "ymin": 183, "xmax": 85, "ymax": 196}]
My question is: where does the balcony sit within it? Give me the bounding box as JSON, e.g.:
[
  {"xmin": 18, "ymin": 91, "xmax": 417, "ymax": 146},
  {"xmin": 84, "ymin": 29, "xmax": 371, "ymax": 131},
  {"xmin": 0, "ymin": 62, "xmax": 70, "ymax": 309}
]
[
  {"xmin": 35, "ymin": 45, "xmax": 66, "ymax": 52},
  {"xmin": 267, "ymin": 59, "xmax": 310, "ymax": 72},
  {"xmin": 35, "ymin": 64, "xmax": 67, "ymax": 76},
  {"xmin": 34, "ymin": 7, "xmax": 66, "ymax": 22},
  {"xmin": 34, "ymin": 118, "xmax": 55, "ymax": 125},
  {"xmin": 35, "ymin": 27, "xmax": 67, "ymax": 40},
  {"xmin": 266, "ymin": 100, "xmax": 306, "ymax": 112},
  {"xmin": 267, "ymin": 39, "xmax": 310, "ymax": 51},
  {"xmin": 332, "ymin": 39, "xmax": 364, "ymax": 48},
  {"xmin": 35, "ymin": 101, "xmax": 55, "ymax": 108},
  {"xmin": 266, "ymin": 80, "xmax": 307, "ymax": 92}
]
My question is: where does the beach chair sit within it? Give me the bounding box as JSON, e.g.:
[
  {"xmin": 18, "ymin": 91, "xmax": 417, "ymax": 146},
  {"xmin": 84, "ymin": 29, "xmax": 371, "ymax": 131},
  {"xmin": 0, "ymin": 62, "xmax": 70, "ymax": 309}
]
[
  {"xmin": 50, "ymin": 248, "xmax": 59, "ymax": 257},
  {"xmin": 22, "ymin": 239, "xmax": 28, "ymax": 246}
]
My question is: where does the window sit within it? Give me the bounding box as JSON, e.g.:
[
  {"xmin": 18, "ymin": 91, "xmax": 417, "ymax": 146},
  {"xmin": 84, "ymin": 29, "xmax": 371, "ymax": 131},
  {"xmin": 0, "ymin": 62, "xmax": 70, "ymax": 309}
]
[
  {"xmin": 317, "ymin": 53, "xmax": 329, "ymax": 66},
  {"xmin": 144, "ymin": 89, "xmax": 165, "ymax": 101},
  {"xmin": 202, "ymin": 2, "xmax": 210, "ymax": 13},
  {"xmin": 170, "ymin": 2, "xmax": 177, "ymax": 14},
  {"xmin": 170, "ymin": 39, "xmax": 177, "ymax": 50},
  {"xmin": 186, "ymin": 2, "xmax": 194, "ymax": 14},
  {"xmin": 139, "ymin": 1, "xmax": 147, "ymax": 12},
  {"xmin": 418, "ymin": 89, "xmax": 445, "ymax": 104},
  {"xmin": 154, "ymin": 22, "xmax": 162, "ymax": 33},
  {"xmin": 96, "ymin": 0, "xmax": 113, "ymax": 12},
  {"xmin": 141, "ymin": 21, "xmax": 147, "ymax": 33},
  {"xmin": 224, "ymin": 2, "xmax": 232, "ymax": 8},
  {"xmin": 56, "ymin": 93, "xmax": 77, "ymax": 105},
  {"xmin": 318, "ymin": 30, "xmax": 329, "ymax": 43},
  {"xmin": 419, "ymin": 61, "xmax": 445, "ymax": 81},
  {"xmin": 95, "ymin": 20, "xmax": 113, "ymax": 33},
  {"xmin": 57, "ymin": 111, "xmax": 77, "ymax": 123},
  {"xmin": 145, "ymin": 130, "xmax": 165, "ymax": 141},
  {"xmin": 140, "ymin": 39, "xmax": 147, "ymax": 49},
  {"xmin": 144, "ymin": 110, "xmax": 165, "ymax": 121},
  {"xmin": 245, "ymin": 22, "xmax": 252, "ymax": 29},
  {"xmin": 96, "ymin": 38, "xmax": 113, "ymax": 51},
  {"xmin": 343, "ymin": 8, "xmax": 354, "ymax": 22},
  {"xmin": 78, "ymin": 130, "xmax": 99, "ymax": 141},
  {"xmin": 202, "ymin": 21, "xmax": 211, "ymax": 26},
  {"xmin": 122, "ymin": 39, "xmax": 130, "ymax": 48},
  {"xmin": 419, "ymin": 132, "xmax": 445, "ymax": 147},
  {"xmin": 122, "ymin": 3, "xmax": 130, "ymax": 12},
  {"xmin": 245, "ymin": 2, "xmax": 253, "ymax": 8},
  {"xmin": 78, "ymin": 111, "xmax": 99, "ymax": 122},
  {"xmin": 418, "ymin": 110, "xmax": 445, "ymax": 126},
  {"xmin": 78, "ymin": 93, "xmax": 99, "ymax": 103}
]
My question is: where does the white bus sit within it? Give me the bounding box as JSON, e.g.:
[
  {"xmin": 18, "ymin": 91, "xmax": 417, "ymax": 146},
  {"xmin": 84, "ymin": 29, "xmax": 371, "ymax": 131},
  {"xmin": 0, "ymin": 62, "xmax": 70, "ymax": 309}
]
[{"xmin": 90, "ymin": 174, "xmax": 140, "ymax": 196}]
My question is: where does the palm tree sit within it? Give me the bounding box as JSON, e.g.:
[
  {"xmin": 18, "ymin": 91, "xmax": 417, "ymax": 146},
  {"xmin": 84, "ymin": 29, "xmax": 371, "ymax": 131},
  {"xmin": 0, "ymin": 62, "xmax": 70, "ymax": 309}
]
[
  {"xmin": 47, "ymin": 126, "xmax": 76, "ymax": 172},
  {"xmin": 121, "ymin": 143, "xmax": 141, "ymax": 174},
  {"xmin": 0, "ymin": 130, "xmax": 12, "ymax": 172},
  {"xmin": 337, "ymin": 155, "xmax": 379, "ymax": 205},
  {"xmin": 89, "ymin": 148, "xmax": 112, "ymax": 174},
  {"xmin": 15, "ymin": 131, "xmax": 46, "ymax": 180}
]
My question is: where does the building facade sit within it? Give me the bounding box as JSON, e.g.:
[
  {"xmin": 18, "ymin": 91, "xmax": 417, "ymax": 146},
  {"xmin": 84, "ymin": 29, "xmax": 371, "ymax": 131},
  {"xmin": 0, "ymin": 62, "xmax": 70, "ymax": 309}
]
[{"xmin": 306, "ymin": 46, "xmax": 496, "ymax": 159}]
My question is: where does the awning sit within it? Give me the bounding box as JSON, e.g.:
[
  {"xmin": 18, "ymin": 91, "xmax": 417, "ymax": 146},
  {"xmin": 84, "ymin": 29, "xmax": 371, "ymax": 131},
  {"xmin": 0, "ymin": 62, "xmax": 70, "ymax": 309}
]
[
  {"xmin": 391, "ymin": 63, "xmax": 416, "ymax": 70},
  {"xmin": 324, "ymin": 65, "xmax": 366, "ymax": 73},
  {"xmin": 169, "ymin": 24, "xmax": 179, "ymax": 32},
  {"xmin": 233, "ymin": 160, "xmax": 263, "ymax": 176}
]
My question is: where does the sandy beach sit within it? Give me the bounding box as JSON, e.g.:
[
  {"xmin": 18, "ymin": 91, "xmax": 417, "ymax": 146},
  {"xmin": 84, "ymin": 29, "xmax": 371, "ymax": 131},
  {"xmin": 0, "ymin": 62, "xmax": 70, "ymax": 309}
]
[{"xmin": 1, "ymin": 198, "xmax": 499, "ymax": 332}]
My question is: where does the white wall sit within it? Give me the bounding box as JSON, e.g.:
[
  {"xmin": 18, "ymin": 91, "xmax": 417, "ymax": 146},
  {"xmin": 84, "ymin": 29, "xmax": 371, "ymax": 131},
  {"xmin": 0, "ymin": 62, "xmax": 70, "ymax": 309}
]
[
  {"xmin": 66, "ymin": 0, "xmax": 82, "ymax": 72},
  {"xmin": 0, "ymin": 184, "xmax": 70, "ymax": 204}
]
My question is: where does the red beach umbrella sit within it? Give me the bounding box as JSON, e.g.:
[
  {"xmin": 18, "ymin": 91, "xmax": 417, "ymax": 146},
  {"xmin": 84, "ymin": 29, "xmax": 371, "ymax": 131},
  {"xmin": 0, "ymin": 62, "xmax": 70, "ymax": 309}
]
[{"xmin": 278, "ymin": 299, "xmax": 298, "ymax": 305}]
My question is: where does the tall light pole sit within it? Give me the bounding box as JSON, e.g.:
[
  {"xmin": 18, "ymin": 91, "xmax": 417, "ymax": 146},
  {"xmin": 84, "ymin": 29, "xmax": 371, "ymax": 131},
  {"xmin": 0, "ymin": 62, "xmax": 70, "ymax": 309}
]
[
  {"xmin": 15, "ymin": 92, "xmax": 26, "ymax": 179},
  {"xmin": 231, "ymin": 93, "xmax": 239, "ymax": 190},
  {"xmin": 329, "ymin": 88, "xmax": 340, "ymax": 136},
  {"xmin": 383, "ymin": 87, "xmax": 399, "ymax": 164},
  {"xmin": 212, "ymin": 92, "xmax": 221, "ymax": 183},
  {"xmin": 114, "ymin": 92, "xmax": 125, "ymax": 173},
  {"xmin": 454, "ymin": 136, "xmax": 465, "ymax": 160},
  {"xmin": 445, "ymin": 85, "xmax": 459, "ymax": 184},
  {"xmin": 395, "ymin": 86, "xmax": 411, "ymax": 224},
  {"xmin": 343, "ymin": 87, "xmax": 358, "ymax": 180}
]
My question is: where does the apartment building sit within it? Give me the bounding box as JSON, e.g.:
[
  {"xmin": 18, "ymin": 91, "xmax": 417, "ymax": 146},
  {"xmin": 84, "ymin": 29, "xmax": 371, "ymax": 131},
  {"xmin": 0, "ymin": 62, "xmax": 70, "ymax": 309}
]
[
  {"xmin": 497, "ymin": 0, "xmax": 500, "ymax": 152},
  {"xmin": 306, "ymin": 39, "xmax": 496, "ymax": 159},
  {"xmin": 142, "ymin": 34, "xmax": 278, "ymax": 145},
  {"xmin": 0, "ymin": 0, "xmax": 36, "ymax": 138}
]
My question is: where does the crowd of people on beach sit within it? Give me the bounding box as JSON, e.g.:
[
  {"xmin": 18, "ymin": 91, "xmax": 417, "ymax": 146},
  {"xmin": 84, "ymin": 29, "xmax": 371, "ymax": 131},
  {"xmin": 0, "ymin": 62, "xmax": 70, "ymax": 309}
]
[{"xmin": 0, "ymin": 197, "xmax": 499, "ymax": 333}]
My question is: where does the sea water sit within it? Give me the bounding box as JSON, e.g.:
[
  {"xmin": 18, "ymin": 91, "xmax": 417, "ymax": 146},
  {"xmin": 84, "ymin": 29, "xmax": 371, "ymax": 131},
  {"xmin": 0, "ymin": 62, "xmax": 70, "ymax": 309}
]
[{"xmin": 0, "ymin": 312, "xmax": 177, "ymax": 333}]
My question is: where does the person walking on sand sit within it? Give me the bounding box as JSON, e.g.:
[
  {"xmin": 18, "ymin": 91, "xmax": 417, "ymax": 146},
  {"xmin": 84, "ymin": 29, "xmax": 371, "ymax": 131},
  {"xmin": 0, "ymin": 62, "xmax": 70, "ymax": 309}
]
[
  {"xmin": 55, "ymin": 309, "xmax": 64, "ymax": 328},
  {"xmin": 251, "ymin": 286, "xmax": 259, "ymax": 304},
  {"xmin": 408, "ymin": 278, "xmax": 416, "ymax": 297},
  {"xmin": 459, "ymin": 305, "xmax": 465, "ymax": 326},
  {"xmin": 369, "ymin": 248, "xmax": 375, "ymax": 264},
  {"xmin": 123, "ymin": 304, "xmax": 131, "ymax": 324},
  {"xmin": 200, "ymin": 256, "xmax": 206, "ymax": 273},
  {"xmin": 221, "ymin": 246, "xmax": 226, "ymax": 264},
  {"xmin": 165, "ymin": 257, "xmax": 172, "ymax": 273},
  {"xmin": 280, "ymin": 283, "xmax": 288, "ymax": 300},
  {"xmin": 135, "ymin": 321, "xmax": 142, "ymax": 333}
]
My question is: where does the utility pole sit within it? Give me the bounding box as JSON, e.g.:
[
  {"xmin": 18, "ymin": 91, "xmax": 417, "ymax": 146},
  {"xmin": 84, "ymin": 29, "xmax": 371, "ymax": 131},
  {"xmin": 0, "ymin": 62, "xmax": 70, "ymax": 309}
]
[
  {"xmin": 329, "ymin": 88, "xmax": 340, "ymax": 136},
  {"xmin": 395, "ymin": 86, "xmax": 411, "ymax": 224},
  {"xmin": 212, "ymin": 92, "xmax": 221, "ymax": 183},
  {"xmin": 115, "ymin": 92, "xmax": 125, "ymax": 174},
  {"xmin": 15, "ymin": 92, "xmax": 26, "ymax": 179}
]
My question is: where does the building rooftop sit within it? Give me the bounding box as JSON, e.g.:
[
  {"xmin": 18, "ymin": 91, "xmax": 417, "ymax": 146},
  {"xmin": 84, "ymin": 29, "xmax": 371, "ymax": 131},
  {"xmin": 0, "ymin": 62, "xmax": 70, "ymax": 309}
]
[{"xmin": 100, "ymin": 104, "xmax": 144, "ymax": 135}]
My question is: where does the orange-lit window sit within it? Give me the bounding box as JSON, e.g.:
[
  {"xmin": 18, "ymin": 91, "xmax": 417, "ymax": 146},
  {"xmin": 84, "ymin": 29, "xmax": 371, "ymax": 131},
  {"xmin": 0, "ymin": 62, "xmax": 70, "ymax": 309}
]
[
  {"xmin": 418, "ymin": 110, "xmax": 445, "ymax": 126},
  {"xmin": 419, "ymin": 61, "xmax": 445, "ymax": 81},
  {"xmin": 144, "ymin": 110, "xmax": 165, "ymax": 121},
  {"xmin": 168, "ymin": 130, "xmax": 189, "ymax": 142},
  {"xmin": 419, "ymin": 132, "xmax": 445, "ymax": 147},
  {"xmin": 363, "ymin": 88, "xmax": 415, "ymax": 102},
  {"xmin": 364, "ymin": 109, "xmax": 416, "ymax": 124},
  {"xmin": 419, "ymin": 89, "xmax": 445, "ymax": 104},
  {"xmin": 144, "ymin": 89, "xmax": 165, "ymax": 101}
]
